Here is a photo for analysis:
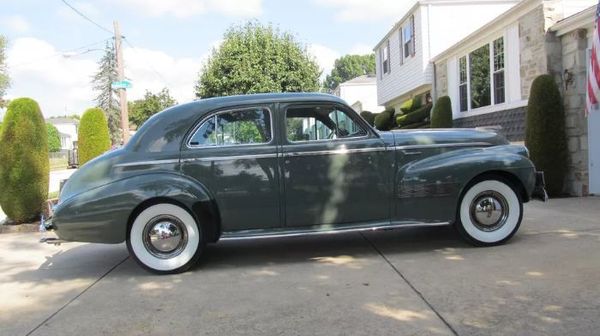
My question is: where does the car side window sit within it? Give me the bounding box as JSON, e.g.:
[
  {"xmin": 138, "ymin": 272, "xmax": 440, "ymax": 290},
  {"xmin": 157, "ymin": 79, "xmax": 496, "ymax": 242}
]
[
  {"xmin": 286, "ymin": 105, "xmax": 367, "ymax": 142},
  {"xmin": 189, "ymin": 108, "xmax": 272, "ymax": 147}
]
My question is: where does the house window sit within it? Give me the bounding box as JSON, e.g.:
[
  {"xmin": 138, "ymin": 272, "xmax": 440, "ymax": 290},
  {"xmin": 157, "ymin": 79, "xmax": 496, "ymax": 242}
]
[
  {"xmin": 459, "ymin": 56, "xmax": 468, "ymax": 112},
  {"xmin": 402, "ymin": 15, "xmax": 415, "ymax": 59},
  {"xmin": 493, "ymin": 37, "xmax": 505, "ymax": 104},
  {"xmin": 381, "ymin": 40, "xmax": 390, "ymax": 74},
  {"xmin": 459, "ymin": 37, "xmax": 505, "ymax": 112}
]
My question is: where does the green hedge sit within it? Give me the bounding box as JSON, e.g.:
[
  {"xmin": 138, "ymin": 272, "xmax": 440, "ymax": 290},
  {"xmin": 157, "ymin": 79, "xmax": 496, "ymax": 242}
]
[
  {"xmin": 374, "ymin": 109, "xmax": 394, "ymax": 131},
  {"xmin": 0, "ymin": 98, "xmax": 49, "ymax": 222},
  {"xmin": 359, "ymin": 111, "xmax": 375, "ymax": 126},
  {"xmin": 399, "ymin": 94, "xmax": 423, "ymax": 114},
  {"xmin": 47, "ymin": 123, "xmax": 61, "ymax": 152},
  {"xmin": 396, "ymin": 103, "xmax": 432, "ymax": 127},
  {"xmin": 525, "ymin": 75, "xmax": 567, "ymax": 197},
  {"xmin": 430, "ymin": 96, "xmax": 453, "ymax": 128},
  {"xmin": 78, "ymin": 108, "xmax": 111, "ymax": 165}
]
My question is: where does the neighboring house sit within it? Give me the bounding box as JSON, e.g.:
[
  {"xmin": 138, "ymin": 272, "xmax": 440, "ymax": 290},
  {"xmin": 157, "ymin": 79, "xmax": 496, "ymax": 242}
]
[
  {"xmin": 47, "ymin": 118, "xmax": 79, "ymax": 150},
  {"xmin": 432, "ymin": 0, "xmax": 598, "ymax": 196},
  {"xmin": 374, "ymin": 0, "xmax": 521, "ymax": 112},
  {"xmin": 332, "ymin": 75, "xmax": 384, "ymax": 113}
]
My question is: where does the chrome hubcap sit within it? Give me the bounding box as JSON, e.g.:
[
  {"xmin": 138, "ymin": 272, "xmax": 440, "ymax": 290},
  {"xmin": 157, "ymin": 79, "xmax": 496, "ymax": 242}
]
[
  {"xmin": 470, "ymin": 191, "xmax": 509, "ymax": 232},
  {"xmin": 143, "ymin": 215, "xmax": 188, "ymax": 259}
]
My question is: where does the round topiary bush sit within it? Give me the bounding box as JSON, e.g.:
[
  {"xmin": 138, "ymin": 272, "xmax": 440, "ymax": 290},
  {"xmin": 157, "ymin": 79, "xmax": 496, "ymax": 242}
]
[
  {"xmin": 78, "ymin": 107, "xmax": 111, "ymax": 165},
  {"xmin": 396, "ymin": 103, "xmax": 432, "ymax": 127},
  {"xmin": 430, "ymin": 96, "xmax": 453, "ymax": 128},
  {"xmin": 47, "ymin": 123, "xmax": 61, "ymax": 152},
  {"xmin": 0, "ymin": 98, "xmax": 49, "ymax": 222},
  {"xmin": 374, "ymin": 109, "xmax": 394, "ymax": 131},
  {"xmin": 525, "ymin": 74, "xmax": 567, "ymax": 197},
  {"xmin": 359, "ymin": 111, "xmax": 375, "ymax": 126}
]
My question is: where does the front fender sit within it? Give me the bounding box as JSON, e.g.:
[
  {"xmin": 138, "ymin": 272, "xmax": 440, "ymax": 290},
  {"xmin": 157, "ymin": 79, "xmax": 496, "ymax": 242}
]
[
  {"xmin": 53, "ymin": 172, "xmax": 215, "ymax": 244},
  {"xmin": 396, "ymin": 145, "xmax": 537, "ymax": 223}
]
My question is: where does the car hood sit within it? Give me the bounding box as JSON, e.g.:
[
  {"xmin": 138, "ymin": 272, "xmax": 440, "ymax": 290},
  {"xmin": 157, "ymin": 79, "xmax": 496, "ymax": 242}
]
[{"xmin": 389, "ymin": 128, "xmax": 509, "ymax": 147}]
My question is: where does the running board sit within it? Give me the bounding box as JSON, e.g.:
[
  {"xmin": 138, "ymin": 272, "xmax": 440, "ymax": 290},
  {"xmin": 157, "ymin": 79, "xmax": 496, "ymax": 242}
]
[{"xmin": 220, "ymin": 221, "xmax": 451, "ymax": 241}]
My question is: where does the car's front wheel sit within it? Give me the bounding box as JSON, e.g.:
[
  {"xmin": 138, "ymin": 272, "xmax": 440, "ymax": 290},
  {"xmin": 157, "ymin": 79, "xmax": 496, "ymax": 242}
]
[
  {"xmin": 127, "ymin": 203, "xmax": 203, "ymax": 274},
  {"xmin": 456, "ymin": 177, "xmax": 523, "ymax": 246}
]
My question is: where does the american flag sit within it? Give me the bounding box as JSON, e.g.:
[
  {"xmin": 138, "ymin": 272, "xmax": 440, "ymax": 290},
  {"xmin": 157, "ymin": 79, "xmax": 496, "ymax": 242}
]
[{"xmin": 586, "ymin": 1, "xmax": 600, "ymax": 116}]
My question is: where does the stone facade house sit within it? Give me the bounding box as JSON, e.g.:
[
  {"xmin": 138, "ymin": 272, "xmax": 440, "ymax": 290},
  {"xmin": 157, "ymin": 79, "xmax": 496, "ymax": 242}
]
[{"xmin": 431, "ymin": 0, "xmax": 598, "ymax": 195}]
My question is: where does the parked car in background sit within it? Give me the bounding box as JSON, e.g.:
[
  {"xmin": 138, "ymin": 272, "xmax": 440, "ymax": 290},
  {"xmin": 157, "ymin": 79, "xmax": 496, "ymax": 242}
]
[{"xmin": 42, "ymin": 93, "xmax": 547, "ymax": 274}]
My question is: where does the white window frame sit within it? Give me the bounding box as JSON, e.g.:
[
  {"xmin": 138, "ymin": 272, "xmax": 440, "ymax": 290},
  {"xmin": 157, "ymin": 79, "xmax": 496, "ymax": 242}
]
[
  {"xmin": 457, "ymin": 35, "xmax": 506, "ymax": 113},
  {"xmin": 381, "ymin": 40, "xmax": 391, "ymax": 75}
]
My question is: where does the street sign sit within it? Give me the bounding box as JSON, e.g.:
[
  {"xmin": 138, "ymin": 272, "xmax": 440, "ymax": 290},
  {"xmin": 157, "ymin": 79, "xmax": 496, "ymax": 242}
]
[{"xmin": 111, "ymin": 80, "xmax": 132, "ymax": 89}]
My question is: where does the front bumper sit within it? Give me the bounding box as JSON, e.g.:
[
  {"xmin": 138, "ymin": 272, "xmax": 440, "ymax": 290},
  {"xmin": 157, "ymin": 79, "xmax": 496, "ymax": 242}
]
[{"xmin": 531, "ymin": 171, "xmax": 548, "ymax": 202}]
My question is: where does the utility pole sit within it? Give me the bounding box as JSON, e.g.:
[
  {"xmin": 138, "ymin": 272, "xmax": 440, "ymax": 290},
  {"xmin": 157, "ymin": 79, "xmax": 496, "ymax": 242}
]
[{"xmin": 114, "ymin": 20, "xmax": 129, "ymax": 144}]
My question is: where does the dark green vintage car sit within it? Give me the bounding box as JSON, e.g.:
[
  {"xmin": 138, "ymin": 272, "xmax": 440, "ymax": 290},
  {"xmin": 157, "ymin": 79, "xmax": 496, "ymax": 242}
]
[{"xmin": 43, "ymin": 93, "xmax": 546, "ymax": 273}]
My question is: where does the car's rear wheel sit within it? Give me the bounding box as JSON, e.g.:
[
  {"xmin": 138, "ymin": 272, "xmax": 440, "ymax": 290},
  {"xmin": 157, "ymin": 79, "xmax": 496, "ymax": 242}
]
[
  {"xmin": 456, "ymin": 177, "xmax": 523, "ymax": 246},
  {"xmin": 127, "ymin": 203, "xmax": 203, "ymax": 274}
]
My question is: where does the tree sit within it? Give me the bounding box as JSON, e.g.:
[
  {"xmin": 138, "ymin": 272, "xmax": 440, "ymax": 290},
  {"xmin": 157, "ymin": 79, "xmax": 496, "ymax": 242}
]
[
  {"xmin": 0, "ymin": 36, "xmax": 10, "ymax": 108},
  {"xmin": 129, "ymin": 88, "xmax": 177, "ymax": 128},
  {"xmin": 78, "ymin": 108, "xmax": 111, "ymax": 165},
  {"xmin": 195, "ymin": 21, "xmax": 321, "ymax": 98},
  {"xmin": 324, "ymin": 54, "xmax": 375, "ymax": 91},
  {"xmin": 92, "ymin": 42, "xmax": 121, "ymax": 144},
  {"xmin": 0, "ymin": 98, "xmax": 49, "ymax": 222},
  {"xmin": 47, "ymin": 123, "xmax": 61, "ymax": 152},
  {"xmin": 525, "ymin": 75, "xmax": 567, "ymax": 197},
  {"xmin": 430, "ymin": 96, "xmax": 453, "ymax": 128}
]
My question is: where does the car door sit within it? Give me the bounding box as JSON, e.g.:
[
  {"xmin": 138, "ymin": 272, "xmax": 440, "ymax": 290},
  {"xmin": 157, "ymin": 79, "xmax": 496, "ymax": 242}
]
[
  {"xmin": 280, "ymin": 103, "xmax": 391, "ymax": 228},
  {"xmin": 180, "ymin": 105, "xmax": 281, "ymax": 232}
]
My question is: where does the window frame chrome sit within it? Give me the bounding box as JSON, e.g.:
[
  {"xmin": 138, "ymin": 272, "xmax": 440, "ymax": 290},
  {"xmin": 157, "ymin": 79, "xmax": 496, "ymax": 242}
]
[{"xmin": 186, "ymin": 106, "xmax": 275, "ymax": 149}]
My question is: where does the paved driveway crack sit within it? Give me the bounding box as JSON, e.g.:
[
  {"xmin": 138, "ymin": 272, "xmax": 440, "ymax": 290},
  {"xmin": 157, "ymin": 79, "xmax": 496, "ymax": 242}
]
[
  {"xmin": 25, "ymin": 256, "xmax": 129, "ymax": 336},
  {"xmin": 360, "ymin": 232, "xmax": 460, "ymax": 336}
]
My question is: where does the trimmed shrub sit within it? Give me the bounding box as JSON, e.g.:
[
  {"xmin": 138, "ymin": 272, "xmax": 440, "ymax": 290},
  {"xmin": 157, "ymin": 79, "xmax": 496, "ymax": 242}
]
[
  {"xmin": 430, "ymin": 96, "xmax": 453, "ymax": 128},
  {"xmin": 525, "ymin": 74, "xmax": 567, "ymax": 197},
  {"xmin": 0, "ymin": 98, "xmax": 49, "ymax": 222},
  {"xmin": 359, "ymin": 111, "xmax": 376, "ymax": 126},
  {"xmin": 396, "ymin": 103, "xmax": 433, "ymax": 127},
  {"xmin": 78, "ymin": 107, "xmax": 111, "ymax": 165},
  {"xmin": 374, "ymin": 109, "xmax": 395, "ymax": 131},
  {"xmin": 47, "ymin": 123, "xmax": 61, "ymax": 152},
  {"xmin": 399, "ymin": 94, "xmax": 423, "ymax": 114}
]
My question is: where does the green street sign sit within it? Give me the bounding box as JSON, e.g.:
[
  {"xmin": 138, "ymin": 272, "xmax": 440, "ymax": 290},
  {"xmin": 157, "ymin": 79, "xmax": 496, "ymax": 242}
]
[{"xmin": 111, "ymin": 80, "xmax": 132, "ymax": 89}]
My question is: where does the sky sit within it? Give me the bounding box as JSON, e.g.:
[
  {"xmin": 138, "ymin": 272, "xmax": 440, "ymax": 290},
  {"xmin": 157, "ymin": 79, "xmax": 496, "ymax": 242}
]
[{"xmin": 1, "ymin": 0, "xmax": 414, "ymax": 118}]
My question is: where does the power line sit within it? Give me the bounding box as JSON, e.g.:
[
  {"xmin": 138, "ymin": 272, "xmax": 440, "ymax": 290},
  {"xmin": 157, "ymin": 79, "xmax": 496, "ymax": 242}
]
[
  {"xmin": 123, "ymin": 37, "xmax": 171, "ymax": 86},
  {"xmin": 10, "ymin": 38, "xmax": 112, "ymax": 68},
  {"xmin": 60, "ymin": 0, "xmax": 113, "ymax": 35}
]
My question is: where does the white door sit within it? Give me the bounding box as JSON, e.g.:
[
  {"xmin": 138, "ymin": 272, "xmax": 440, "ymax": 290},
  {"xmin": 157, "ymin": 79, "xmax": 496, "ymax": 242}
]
[{"xmin": 588, "ymin": 47, "xmax": 600, "ymax": 194}]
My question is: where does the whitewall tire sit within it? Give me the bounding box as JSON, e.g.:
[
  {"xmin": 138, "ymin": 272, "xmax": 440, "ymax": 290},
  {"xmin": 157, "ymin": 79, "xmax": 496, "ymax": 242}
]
[
  {"xmin": 456, "ymin": 178, "xmax": 523, "ymax": 246},
  {"xmin": 127, "ymin": 203, "xmax": 203, "ymax": 274}
]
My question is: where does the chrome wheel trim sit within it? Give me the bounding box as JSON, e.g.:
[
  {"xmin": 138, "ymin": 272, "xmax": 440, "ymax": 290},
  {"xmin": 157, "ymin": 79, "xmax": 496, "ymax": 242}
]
[
  {"xmin": 469, "ymin": 191, "xmax": 509, "ymax": 232},
  {"xmin": 142, "ymin": 215, "xmax": 188, "ymax": 259}
]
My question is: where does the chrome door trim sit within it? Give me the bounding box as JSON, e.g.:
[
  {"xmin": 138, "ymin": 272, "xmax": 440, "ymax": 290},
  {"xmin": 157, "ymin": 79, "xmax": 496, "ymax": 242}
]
[
  {"xmin": 114, "ymin": 159, "xmax": 179, "ymax": 168},
  {"xmin": 220, "ymin": 221, "xmax": 451, "ymax": 240},
  {"xmin": 394, "ymin": 142, "xmax": 492, "ymax": 151},
  {"xmin": 182, "ymin": 153, "xmax": 278, "ymax": 163},
  {"xmin": 282, "ymin": 147, "xmax": 387, "ymax": 158}
]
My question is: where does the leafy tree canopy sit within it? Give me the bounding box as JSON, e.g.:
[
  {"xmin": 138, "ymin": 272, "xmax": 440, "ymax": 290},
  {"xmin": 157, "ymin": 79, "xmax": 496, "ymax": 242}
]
[
  {"xmin": 129, "ymin": 88, "xmax": 177, "ymax": 128},
  {"xmin": 0, "ymin": 36, "xmax": 10, "ymax": 108},
  {"xmin": 324, "ymin": 54, "xmax": 375, "ymax": 91},
  {"xmin": 46, "ymin": 123, "xmax": 61, "ymax": 152},
  {"xmin": 195, "ymin": 21, "xmax": 321, "ymax": 98}
]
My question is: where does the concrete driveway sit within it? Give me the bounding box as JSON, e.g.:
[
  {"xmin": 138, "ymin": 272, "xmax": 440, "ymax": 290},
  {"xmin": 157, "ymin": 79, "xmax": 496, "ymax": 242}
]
[{"xmin": 1, "ymin": 198, "xmax": 599, "ymax": 336}]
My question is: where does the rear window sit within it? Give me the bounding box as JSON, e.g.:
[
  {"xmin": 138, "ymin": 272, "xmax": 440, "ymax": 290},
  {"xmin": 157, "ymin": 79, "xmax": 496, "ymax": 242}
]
[{"xmin": 189, "ymin": 108, "xmax": 272, "ymax": 147}]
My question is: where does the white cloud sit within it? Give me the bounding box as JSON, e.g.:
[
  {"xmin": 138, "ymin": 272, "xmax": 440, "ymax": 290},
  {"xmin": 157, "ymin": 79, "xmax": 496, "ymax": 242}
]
[
  {"xmin": 1, "ymin": 15, "xmax": 31, "ymax": 33},
  {"xmin": 5, "ymin": 38, "xmax": 204, "ymax": 117},
  {"xmin": 349, "ymin": 43, "xmax": 375, "ymax": 55},
  {"xmin": 56, "ymin": 1, "xmax": 102, "ymax": 22},
  {"xmin": 114, "ymin": 0, "xmax": 262, "ymax": 18},
  {"xmin": 307, "ymin": 43, "xmax": 340, "ymax": 78},
  {"xmin": 313, "ymin": 0, "xmax": 412, "ymax": 22}
]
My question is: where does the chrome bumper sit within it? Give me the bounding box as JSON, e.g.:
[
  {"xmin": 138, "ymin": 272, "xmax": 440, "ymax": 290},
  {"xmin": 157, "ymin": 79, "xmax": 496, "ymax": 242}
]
[
  {"xmin": 531, "ymin": 171, "xmax": 548, "ymax": 202},
  {"xmin": 39, "ymin": 213, "xmax": 65, "ymax": 245}
]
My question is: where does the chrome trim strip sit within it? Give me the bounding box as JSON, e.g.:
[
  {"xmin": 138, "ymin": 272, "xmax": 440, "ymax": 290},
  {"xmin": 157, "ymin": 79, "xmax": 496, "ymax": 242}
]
[
  {"xmin": 182, "ymin": 153, "xmax": 278, "ymax": 162},
  {"xmin": 220, "ymin": 221, "xmax": 451, "ymax": 240},
  {"xmin": 114, "ymin": 159, "xmax": 179, "ymax": 167},
  {"xmin": 395, "ymin": 142, "xmax": 492, "ymax": 150},
  {"xmin": 283, "ymin": 147, "xmax": 386, "ymax": 158}
]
